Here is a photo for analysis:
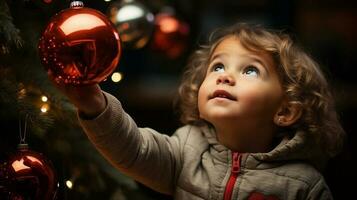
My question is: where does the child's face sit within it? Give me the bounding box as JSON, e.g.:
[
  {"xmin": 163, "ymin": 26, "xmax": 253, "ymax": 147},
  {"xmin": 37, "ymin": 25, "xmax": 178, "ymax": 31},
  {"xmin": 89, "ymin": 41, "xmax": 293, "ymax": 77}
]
[{"xmin": 198, "ymin": 36, "xmax": 284, "ymax": 130}]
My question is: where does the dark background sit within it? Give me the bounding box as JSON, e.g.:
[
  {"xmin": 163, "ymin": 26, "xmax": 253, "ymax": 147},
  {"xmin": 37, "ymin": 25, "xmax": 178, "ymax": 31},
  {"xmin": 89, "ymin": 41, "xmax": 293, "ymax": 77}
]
[{"xmin": 1, "ymin": 0, "xmax": 356, "ymax": 199}]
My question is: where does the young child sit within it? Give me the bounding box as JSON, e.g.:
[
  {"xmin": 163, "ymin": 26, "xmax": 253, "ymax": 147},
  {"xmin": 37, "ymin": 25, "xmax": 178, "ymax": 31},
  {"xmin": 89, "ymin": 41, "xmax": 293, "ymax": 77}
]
[{"xmin": 54, "ymin": 23, "xmax": 345, "ymax": 199}]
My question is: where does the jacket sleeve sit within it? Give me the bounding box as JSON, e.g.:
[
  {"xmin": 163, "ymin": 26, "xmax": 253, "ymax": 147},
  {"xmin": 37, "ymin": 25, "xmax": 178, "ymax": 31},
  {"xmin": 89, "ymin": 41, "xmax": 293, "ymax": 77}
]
[
  {"xmin": 78, "ymin": 92, "xmax": 186, "ymax": 195},
  {"xmin": 306, "ymin": 177, "xmax": 334, "ymax": 200}
]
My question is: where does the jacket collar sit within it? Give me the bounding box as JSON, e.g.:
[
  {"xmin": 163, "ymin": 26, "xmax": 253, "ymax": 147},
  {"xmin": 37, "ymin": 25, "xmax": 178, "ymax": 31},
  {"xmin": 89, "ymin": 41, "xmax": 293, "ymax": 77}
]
[{"xmin": 200, "ymin": 125, "xmax": 327, "ymax": 171}]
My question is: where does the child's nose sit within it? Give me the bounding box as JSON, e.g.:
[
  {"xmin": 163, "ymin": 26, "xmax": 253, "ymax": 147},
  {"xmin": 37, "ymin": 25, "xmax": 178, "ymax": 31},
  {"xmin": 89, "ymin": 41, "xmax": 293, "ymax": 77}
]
[{"xmin": 216, "ymin": 74, "xmax": 235, "ymax": 86}]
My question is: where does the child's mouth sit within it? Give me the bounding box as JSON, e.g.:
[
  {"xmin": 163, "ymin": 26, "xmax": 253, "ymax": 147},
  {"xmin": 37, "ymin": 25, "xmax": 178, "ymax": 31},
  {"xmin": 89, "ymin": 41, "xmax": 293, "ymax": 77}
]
[{"xmin": 211, "ymin": 90, "xmax": 237, "ymax": 101}]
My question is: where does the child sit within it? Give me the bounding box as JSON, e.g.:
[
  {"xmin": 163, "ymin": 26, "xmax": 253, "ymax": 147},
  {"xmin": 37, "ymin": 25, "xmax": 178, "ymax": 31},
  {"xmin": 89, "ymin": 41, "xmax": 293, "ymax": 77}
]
[{"xmin": 53, "ymin": 23, "xmax": 345, "ymax": 199}]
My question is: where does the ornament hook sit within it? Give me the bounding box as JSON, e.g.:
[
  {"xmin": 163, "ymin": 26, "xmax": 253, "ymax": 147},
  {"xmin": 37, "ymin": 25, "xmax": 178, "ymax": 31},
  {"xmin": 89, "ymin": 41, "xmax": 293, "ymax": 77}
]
[{"xmin": 19, "ymin": 113, "xmax": 29, "ymax": 146}]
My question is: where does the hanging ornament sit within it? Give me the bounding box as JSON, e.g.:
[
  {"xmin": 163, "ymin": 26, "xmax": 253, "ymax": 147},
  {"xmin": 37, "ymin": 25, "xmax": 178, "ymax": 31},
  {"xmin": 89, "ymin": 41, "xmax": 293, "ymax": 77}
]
[
  {"xmin": 1, "ymin": 144, "xmax": 58, "ymax": 200},
  {"xmin": 38, "ymin": 1, "xmax": 122, "ymax": 85},
  {"xmin": 0, "ymin": 115, "xmax": 58, "ymax": 199},
  {"xmin": 150, "ymin": 7, "xmax": 190, "ymax": 59},
  {"xmin": 108, "ymin": 0, "xmax": 154, "ymax": 50}
]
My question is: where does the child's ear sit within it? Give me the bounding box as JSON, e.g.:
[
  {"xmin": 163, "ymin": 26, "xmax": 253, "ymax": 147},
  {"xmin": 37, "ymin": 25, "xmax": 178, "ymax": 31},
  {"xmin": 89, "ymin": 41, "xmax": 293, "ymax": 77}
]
[{"xmin": 274, "ymin": 101, "xmax": 302, "ymax": 127}]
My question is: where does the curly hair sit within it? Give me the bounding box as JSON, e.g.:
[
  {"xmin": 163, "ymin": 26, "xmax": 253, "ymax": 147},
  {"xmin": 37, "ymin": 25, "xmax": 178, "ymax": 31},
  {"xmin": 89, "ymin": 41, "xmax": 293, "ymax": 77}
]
[{"xmin": 176, "ymin": 23, "xmax": 345, "ymax": 156}]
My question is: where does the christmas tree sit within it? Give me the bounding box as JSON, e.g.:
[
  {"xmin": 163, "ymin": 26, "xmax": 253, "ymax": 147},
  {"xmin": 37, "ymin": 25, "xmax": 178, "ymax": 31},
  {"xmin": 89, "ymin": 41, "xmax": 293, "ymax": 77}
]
[
  {"xmin": 0, "ymin": 0, "xmax": 177, "ymax": 199},
  {"xmin": 1, "ymin": 0, "xmax": 356, "ymax": 199}
]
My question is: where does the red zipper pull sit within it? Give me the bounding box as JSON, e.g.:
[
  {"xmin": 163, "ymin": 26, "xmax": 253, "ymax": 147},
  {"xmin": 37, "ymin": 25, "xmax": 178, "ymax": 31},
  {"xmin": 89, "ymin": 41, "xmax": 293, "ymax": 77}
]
[{"xmin": 232, "ymin": 152, "xmax": 240, "ymax": 174}]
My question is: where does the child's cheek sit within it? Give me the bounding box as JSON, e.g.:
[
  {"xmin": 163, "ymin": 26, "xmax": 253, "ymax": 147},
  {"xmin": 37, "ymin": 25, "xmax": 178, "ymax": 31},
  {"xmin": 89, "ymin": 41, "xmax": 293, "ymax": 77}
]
[{"xmin": 238, "ymin": 87, "xmax": 274, "ymax": 111}]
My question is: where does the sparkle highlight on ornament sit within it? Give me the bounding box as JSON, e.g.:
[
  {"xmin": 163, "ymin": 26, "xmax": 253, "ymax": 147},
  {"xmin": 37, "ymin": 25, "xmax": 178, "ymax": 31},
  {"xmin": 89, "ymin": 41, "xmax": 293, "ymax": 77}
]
[
  {"xmin": 111, "ymin": 72, "xmax": 123, "ymax": 82},
  {"xmin": 11, "ymin": 156, "xmax": 43, "ymax": 172},
  {"xmin": 12, "ymin": 159, "xmax": 30, "ymax": 172},
  {"xmin": 66, "ymin": 180, "xmax": 73, "ymax": 189},
  {"xmin": 60, "ymin": 14, "xmax": 106, "ymax": 35},
  {"xmin": 26, "ymin": 156, "xmax": 43, "ymax": 165},
  {"xmin": 116, "ymin": 5, "xmax": 144, "ymax": 22}
]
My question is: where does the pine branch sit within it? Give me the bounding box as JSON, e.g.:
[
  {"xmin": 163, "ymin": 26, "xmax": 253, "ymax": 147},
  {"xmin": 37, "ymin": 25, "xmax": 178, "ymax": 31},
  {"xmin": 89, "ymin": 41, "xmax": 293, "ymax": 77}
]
[
  {"xmin": 0, "ymin": 2, "xmax": 146, "ymax": 198},
  {"xmin": 0, "ymin": 1, "xmax": 23, "ymax": 54},
  {"xmin": 0, "ymin": 67, "xmax": 53, "ymax": 135}
]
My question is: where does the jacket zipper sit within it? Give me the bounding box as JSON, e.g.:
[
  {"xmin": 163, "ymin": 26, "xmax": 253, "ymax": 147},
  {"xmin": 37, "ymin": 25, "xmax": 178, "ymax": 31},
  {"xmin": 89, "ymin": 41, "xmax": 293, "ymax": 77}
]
[{"xmin": 223, "ymin": 152, "xmax": 241, "ymax": 200}]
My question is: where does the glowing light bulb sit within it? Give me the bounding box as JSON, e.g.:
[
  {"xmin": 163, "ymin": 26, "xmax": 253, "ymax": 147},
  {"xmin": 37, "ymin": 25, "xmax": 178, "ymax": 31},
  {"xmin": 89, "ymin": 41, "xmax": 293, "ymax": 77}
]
[
  {"xmin": 41, "ymin": 104, "xmax": 49, "ymax": 113},
  {"xmin": 41, "ymin": 95, "xmax": 48, "ymax": 102},
  {"xmin": 66, "ymin": 180, "xmax": 73, "ymax": 189},
  {"xmin": 111, "ymin": 72, "xmax": 123, "ymax": 83}
]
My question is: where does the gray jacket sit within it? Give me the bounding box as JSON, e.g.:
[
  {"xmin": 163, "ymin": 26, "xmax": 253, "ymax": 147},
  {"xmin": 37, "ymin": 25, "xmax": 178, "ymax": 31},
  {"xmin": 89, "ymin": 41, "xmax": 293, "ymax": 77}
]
[{"xmin": 79, "ymin": 92, "xmax": 333, "ymax": 200}]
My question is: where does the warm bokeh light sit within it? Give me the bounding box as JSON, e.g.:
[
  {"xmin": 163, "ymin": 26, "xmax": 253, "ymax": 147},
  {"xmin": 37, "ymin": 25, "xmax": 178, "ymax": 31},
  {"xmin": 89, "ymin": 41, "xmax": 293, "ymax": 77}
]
[
  {"xmin": 66, "ymin": 180, "xmax": 73, "ymax": 189},
  {"xmin": 41, "ymin": 95, "xmax": 48, "ymax": 102},
  {"xmin": 159, "ymin": 17, "xmax": 179, "ymax": 33},
  {"xmin": 41, "ymin": 104, "xmax": 49, "ymax": 113},
  {"xmin": 111, "ymin": 72, "xmax": 123, "ymax": 82}
]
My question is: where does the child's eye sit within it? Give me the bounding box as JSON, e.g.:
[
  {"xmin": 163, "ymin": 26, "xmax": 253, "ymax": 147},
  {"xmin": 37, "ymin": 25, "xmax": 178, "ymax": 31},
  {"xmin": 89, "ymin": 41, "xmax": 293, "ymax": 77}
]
[
  {"xmin": 212, "ymin": 63, "xmax": 225, "ymax": 72},
  {"xmin": 243, "ymin": 66, "xmax": 259, "ymax": 77}
]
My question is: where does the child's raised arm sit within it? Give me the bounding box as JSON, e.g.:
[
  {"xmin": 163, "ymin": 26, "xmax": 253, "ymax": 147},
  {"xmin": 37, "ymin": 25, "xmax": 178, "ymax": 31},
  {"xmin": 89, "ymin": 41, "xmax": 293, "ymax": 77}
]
[{"xmin": 49, "ymin": 76, "xmax": 182, "ymax": 195}]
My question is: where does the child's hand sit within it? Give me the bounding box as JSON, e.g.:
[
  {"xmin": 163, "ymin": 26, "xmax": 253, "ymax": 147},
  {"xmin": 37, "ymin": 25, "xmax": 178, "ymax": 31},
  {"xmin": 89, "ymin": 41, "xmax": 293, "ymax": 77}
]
[{"xmin": 48, "ymin": 73, "xmax": 106, "ymax": 118}]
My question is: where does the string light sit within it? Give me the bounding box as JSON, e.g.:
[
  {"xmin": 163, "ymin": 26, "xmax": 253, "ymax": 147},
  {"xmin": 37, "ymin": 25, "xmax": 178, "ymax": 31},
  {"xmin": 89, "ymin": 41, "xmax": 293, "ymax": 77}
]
[
  {"xmin": 65, "ymin": 180, "xmax": 73, "ymax": 189},
  {"xmin": 41, "ymin": 95, "xmax": 48, "ymax": 102},
  {"xmin": 40, "ymin": 104, "xmax": 49, "ymax": 113},
  {"xmin": 111, "ymin": 72, "xmax": 123, "ymax": 83}
]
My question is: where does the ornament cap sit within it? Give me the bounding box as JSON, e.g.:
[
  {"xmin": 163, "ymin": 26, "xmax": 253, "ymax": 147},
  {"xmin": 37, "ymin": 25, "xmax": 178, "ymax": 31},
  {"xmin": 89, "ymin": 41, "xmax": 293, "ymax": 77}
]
[
  {"xmin": 17, "ymin": 143, "xmax": 29, "ymax": 150},
  {"xmin": 70, "ymin": 1, "xmax": 84, "ymax": 8}
]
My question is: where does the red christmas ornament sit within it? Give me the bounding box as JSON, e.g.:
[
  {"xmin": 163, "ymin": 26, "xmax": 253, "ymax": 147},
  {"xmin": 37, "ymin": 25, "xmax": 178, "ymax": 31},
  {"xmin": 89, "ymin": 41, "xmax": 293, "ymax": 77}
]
[
  {"xmin": 150, "ymin": 10, "xmax": 190, "ymax": 59},
  {"xmin": 1, "ymin": 144, "xmax": 57, "ymax": 200},
  {"xmin": 38, "ymin": 1, "xmax": 122, "ymax": 85}
]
